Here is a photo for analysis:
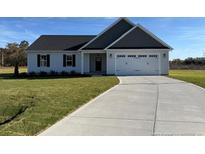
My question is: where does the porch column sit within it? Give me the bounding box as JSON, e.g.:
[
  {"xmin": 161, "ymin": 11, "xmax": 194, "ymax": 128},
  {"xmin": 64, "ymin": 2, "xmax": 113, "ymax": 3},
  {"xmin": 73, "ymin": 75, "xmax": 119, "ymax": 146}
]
[{"xmin": 81, "ymin": 52, "xmax": 84, "ymax": 74}]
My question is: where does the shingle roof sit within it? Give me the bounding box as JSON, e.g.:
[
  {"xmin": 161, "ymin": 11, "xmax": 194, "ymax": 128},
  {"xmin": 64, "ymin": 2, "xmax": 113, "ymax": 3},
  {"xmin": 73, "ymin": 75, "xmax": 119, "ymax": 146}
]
[
  {"xmin": 27, "ymin": 35, "xmax": 96, "ymax": 51},
  {"xmin": 27, "ymin": 18, "xmax": 172, "ymax": 51},
  {"xmin": 109, "ymin": 26, "xmax": 170, "ymax": 49},
  {"xmin": 82, "ymin": 18, "xmax": 134, "ymax": 50}
]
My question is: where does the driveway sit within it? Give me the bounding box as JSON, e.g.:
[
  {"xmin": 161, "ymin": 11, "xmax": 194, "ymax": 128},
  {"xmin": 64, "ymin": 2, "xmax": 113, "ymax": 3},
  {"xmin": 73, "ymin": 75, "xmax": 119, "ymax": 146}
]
[{"xmin": 40, "ymin": 76, "xmax": 205, "ymax": 136}]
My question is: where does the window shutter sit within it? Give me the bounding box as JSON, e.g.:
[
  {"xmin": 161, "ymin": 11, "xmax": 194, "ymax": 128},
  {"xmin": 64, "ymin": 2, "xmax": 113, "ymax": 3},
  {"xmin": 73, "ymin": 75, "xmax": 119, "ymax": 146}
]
[
  {"xmin": 72, "ymin": 54, "xmax": 76, "ymax": 67},
  {"xmin": 37, "ymin": 54, "xmax": 40, "ymax": 67},
  {"xmin": 63, "ymin": 54, "xmax": 66, "ymax": 67},
  {"xmin": 47, "ymin": 54, "xmax": 50, "ymax": 67}
]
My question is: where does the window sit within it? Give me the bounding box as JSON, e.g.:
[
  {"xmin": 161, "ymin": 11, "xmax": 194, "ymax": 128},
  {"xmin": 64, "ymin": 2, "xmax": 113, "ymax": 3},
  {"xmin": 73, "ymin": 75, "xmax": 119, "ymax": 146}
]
[
  {"xmin": 138, "ymin": 55, "xmax": 147, "ymax": 58},
  {"xmin": 117, "ymin": 55, "xmax": 125, "ymax": 58},
  {"xmin": 37, "ymin": 54, "xmax": 49, "ymax": 67},
  {"xmin": 66, "ymin": 55, "xmax": 73, "ymax": 66},
  {"xmin": 63, "ymin": 54, "xmax": 76, "ymax": 67},
  {"xmin": 149, "ymin": 55, "xmax": 158, "ymax": 58},
  {"xmin": 40, "ymin": 55, "xmax": 47, "ymax": 67},
  {"xmin": 128, "ymin": 55, "xmax": 136, "ymax": 58}
]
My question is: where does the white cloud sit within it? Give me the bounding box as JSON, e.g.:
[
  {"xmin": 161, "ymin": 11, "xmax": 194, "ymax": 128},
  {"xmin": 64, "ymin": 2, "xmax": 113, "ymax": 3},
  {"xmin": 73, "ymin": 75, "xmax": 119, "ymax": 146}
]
[{"xmin": 0, "ymin": 24, "xmax": 39, "ymax": 47}]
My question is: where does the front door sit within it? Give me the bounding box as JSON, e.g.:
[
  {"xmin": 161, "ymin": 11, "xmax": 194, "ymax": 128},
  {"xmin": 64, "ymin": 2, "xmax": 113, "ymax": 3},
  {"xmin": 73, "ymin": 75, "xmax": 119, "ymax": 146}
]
[{"xmin": 95, "ymin": 57, "xmax": 102, "ymax": 72}]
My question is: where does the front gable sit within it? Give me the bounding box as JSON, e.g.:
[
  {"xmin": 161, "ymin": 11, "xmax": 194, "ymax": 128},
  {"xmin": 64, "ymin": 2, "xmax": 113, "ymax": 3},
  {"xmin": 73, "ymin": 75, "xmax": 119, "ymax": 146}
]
[
  {"xmin": 107, "ymin": 25, "xmax": 173, "ymax": 50},
  {"xmin": 81, "ymin": 18, "xmax": 134, "ymax": 50}
]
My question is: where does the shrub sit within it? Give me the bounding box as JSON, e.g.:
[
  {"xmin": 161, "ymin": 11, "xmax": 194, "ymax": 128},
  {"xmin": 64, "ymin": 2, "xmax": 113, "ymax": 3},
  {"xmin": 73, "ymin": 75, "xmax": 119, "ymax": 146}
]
[
  {"xmin": 19, "ymin": 72, "xmax": 28, "ymax": 77},
  {"xmin": 29, "ymin": 72, "xmax": 36, "ymax": 76},
  {"xmin": 50, "ymin": 70, "xmax": 58, "ymax": 76},
  {"xmin": 39, "ymin": 71, "xmax": 47, "ymax": 76},
  {"xmin": 61, "ymin": 71, "xmax": 69, "ymax": 76},
  {"xmin": 70, "ymin": 70, "xmax": 76, "ymax": 75}
]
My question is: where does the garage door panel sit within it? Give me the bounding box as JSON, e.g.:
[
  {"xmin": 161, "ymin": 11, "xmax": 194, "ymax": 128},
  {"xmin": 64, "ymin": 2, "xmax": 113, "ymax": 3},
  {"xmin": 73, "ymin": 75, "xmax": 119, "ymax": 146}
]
[{"xmin": 116, "ymin": 53, "xmax": 159, "ymax": 75}]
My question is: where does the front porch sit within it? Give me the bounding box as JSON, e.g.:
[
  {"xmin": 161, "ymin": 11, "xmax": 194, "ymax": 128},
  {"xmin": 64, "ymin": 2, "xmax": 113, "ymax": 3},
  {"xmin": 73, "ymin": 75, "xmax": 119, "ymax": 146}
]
[{"xmin": 81, "ymin": 51, "xmax": 107, "ymax": 75}]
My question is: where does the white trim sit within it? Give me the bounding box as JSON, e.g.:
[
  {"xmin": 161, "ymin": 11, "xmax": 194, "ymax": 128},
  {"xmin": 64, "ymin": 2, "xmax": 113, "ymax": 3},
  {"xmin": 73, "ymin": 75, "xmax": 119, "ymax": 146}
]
[
  {"xmin": 88, "ymin": 53, "xmax": 90, "ymax": 73},
  {"xmin": 114, "ymin": 53, "xmax": 117, "ymax": 75},
  {"xmin": 81, "ymin": 52, "xmax": 84, "ymax": 74},
  {"xmin": 79, "ymin": 17, "xmax": 135, "ymax": 50},
  {"xmin": 80, "ymin": 50, "xmax": 106, "ymax": 54},
  {"xmin": 106, "ymin": 51, "xmax": 108, "ymax": 75},
  {"xmin": 27, "ymin": 50, "xmax": 80, "ymax": 53},
  {"xmin": 39, "ymin": 54, "xmax": 48, "ymax": 67},
  {"xmin": 107, "ymin": 49, "xmax": 170, "ymax": 52},
  {"xmin": 104, "ymin": 26, "xmax": 137, "ymax": 50},
  {"xmin": 64, "ymin": 54, "xmax": 74, "ymax": 67}
]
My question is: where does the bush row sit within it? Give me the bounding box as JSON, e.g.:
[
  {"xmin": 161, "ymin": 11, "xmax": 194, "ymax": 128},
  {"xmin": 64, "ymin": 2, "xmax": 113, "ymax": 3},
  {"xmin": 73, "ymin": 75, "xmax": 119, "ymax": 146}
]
[{"xmin": 15, "ymin": 71, "xmax": 91, "ymax": 77}]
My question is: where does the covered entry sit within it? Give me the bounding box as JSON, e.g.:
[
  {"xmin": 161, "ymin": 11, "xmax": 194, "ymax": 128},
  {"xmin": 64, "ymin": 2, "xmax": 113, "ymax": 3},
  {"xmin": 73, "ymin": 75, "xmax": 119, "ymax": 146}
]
[
  {"xmin": 82, "ymin": 52, "xmax": 106, "ymax": 75},
  {"xmin": 89, "ymin": 53, "xmax": 106, "ymax": 74}
]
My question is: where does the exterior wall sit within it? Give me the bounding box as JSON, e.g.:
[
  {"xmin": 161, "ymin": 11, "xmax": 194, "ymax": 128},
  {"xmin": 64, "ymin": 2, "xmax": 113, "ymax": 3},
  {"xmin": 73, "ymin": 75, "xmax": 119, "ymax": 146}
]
[
  {"xmin": 159, "ymin": 50, "xmax": 169, "ymax": 75},
  {"xmin": 106, "ymin": 51, "xmax": 116, "ymax": 75},
  {"xmin": 106, "ymin": 49, "xmax": 170, "ymax": 75},
  {"xmin": 27, "ymin": 49, "xmax": 170, "ymax": 75},
  {"xmin": 27, "ymin": 51, "xmax": 81, "ymax": 73}
]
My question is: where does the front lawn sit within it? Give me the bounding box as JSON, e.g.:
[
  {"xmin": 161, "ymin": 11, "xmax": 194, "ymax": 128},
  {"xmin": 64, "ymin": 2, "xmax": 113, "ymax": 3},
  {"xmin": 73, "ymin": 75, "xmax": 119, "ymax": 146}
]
[
  {"xmin": 0, "ymin": 67, "xmax": 119, "ymax": 135},
  {"xmin": 169, "ymin": 70, "xmax": 205, "ymax": 89}
]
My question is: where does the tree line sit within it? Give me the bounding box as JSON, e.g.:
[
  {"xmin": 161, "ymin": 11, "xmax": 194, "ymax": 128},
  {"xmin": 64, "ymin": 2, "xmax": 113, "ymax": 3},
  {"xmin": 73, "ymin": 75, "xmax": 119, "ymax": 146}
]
[
  {"xmin": 0, "ymin": 40, "xmax": 29, "ymax": 76},
  {"xmin": 170, "ymin": 57, "xmax": 205, "ymax": 69}
]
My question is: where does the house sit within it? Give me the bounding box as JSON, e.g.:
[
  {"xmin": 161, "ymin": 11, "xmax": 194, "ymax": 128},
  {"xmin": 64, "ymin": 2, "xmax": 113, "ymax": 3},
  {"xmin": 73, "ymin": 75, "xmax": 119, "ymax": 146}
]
[{"xmin": 27, "ymin": 18, "xmax": 173, "ymax": 75}]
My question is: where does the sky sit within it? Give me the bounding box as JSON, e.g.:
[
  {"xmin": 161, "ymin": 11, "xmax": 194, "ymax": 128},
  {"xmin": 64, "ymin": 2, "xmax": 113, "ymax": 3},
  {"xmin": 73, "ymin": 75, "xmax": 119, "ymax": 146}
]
[{"xmin": 0, "ymin": 17, "xmax": 205, "ymax": 60}]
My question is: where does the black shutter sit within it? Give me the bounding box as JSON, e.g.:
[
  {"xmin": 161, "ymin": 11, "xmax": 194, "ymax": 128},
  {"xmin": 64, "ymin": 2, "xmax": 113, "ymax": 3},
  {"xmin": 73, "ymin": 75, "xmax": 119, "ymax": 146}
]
[
  {"xmin": 72, "ymin": 54, "xmax": 76, "ymax": 67},
  {"xmin": 37, "ymin": 54, "xmax": 40, "ymax": 67},
  {"xmin": 47, "ymin": 55, "xmax": 50, "ymax": 67},
  {"xmin": 63, "ymin": 54, "xmax": 66, "ymax": 67}
]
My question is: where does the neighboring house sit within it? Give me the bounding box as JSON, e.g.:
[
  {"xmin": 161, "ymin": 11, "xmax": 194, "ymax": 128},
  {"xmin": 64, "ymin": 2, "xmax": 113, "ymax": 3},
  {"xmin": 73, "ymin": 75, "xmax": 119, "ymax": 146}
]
[{"xmin": 27, "ymin": 17, "xmax": 173, "ymax": 75}]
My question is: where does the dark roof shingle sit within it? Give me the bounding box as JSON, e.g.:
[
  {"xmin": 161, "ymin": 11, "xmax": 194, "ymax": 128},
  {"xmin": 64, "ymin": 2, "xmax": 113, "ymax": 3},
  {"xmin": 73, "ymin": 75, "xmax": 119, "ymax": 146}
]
[
  {"xmin": 82, "ymin": 18, "xmax": 134, "ymax": 50},
  {"xmin": 27, "ymin": 35, "xmax": 96, "ymax": 51},
  {"xmin": 109, "ymin": 26, "xmax": 170, "ymax": 49}
]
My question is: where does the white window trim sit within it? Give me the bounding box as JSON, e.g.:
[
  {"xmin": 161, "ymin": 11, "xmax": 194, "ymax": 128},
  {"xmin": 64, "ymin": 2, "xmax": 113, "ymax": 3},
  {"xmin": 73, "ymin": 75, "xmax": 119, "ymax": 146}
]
[
  {"xmin": 65, "ymin": 54, "xmax": 73, "ymax": 67},
  {"xmin": 40, "ymin": 54, "xmax": 48, "ymax": 67}
]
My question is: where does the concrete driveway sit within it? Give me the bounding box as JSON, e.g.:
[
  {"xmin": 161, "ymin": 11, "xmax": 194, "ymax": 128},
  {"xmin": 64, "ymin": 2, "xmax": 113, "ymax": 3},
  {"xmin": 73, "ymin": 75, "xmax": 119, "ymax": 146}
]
[{"xmin": 40, "ymin": 76, "xmax": 205, "ymax": 136}]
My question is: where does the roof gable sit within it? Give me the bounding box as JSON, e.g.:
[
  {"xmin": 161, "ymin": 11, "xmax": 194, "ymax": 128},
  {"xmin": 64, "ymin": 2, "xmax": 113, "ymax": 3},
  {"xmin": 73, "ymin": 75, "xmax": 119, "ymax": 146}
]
[
  {"xmin": 27, "ymin": 35, "xmax": 95, "ymax": 51},
  {"xmin": 108, "ymin": 25, "xmax": 172, "ymax": 49},
  {"xmin": 81, "ymin": 18, "xmax": 135, "ymax": 50}
]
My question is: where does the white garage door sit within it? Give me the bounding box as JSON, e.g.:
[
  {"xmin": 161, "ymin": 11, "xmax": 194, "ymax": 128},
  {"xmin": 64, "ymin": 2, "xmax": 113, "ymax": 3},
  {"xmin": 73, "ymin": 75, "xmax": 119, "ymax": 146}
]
[{"xmin": 116, "ymin": 54, "xmax": 159, "ymax": 75}]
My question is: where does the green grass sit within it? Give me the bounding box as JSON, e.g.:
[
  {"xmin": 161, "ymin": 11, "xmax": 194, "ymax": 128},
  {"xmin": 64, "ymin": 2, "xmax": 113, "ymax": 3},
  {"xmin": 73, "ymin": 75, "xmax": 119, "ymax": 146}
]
[
  {"xmin": 0, "ymin": 67, "xmax": 27, "ymax": 74},
  {"xmin": 169, "ymin": 70, "xmax": 205, "ymax": 89},
  {"xmin": 0, "ymin": 67, "xmax": 119, "ymax": 135}
]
